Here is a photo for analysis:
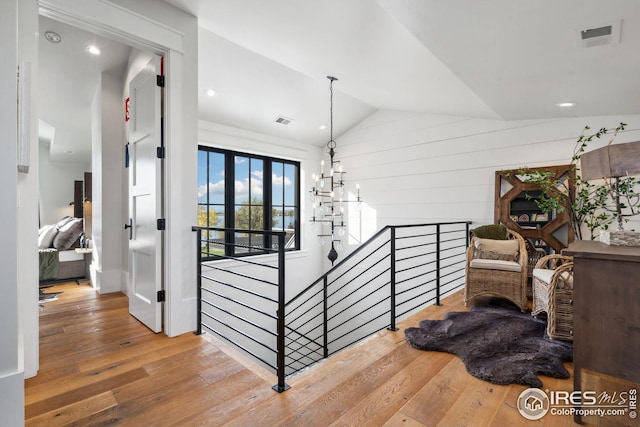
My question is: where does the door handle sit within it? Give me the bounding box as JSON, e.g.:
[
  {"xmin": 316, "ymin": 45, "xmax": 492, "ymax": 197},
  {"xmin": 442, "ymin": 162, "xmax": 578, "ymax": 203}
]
[{"xmin": 124, "ymin": 218, "xmax": 133, "ymax": 240}]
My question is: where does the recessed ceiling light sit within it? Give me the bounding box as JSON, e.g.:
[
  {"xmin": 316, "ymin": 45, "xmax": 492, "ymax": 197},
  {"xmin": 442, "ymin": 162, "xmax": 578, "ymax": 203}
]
[
  {"xmin": 87, "ymin": 45, "xmax": 101, "ymax": 56},
  {"xmin": 44, "ymin": 31, "xmax": 61, "ymax": 43},
  {"xmin": 204, "ymin": 89, "xmax": 216, "ymax": 97},
  {"xmin": 556, "ymin": 102, "xmax": 576, "ymax": 108},
  {"xmin": 319, "ymin": 125, "xmax": 327, "ymax": 130}
]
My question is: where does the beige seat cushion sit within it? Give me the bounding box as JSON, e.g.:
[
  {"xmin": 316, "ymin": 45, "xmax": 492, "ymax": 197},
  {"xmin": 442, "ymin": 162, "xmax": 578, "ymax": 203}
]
[
  {"xmin": 470, "ymin": 258, "xmax": 522, "ymax": 272},
  {"xmin": 532, "ymin": 268, "xmax": 554, "ymax": 284},
  {"xmin": 533, "ymin": 268, "xmax": 573, "ymax": 285},
  {"xmin": 474, "ymin": 238, "xmax": 519, "ymax": 261}
]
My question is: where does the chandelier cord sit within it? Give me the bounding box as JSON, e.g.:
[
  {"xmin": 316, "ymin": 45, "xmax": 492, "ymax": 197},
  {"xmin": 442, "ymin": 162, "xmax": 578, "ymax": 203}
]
[{"xmin": 327, "ymin": 76, "xmax": 337, "ymax": 153}]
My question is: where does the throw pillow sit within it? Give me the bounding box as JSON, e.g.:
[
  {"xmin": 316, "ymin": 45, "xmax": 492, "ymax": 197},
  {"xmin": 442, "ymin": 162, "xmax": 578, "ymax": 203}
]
[
  {"xmin": 53, "ymin": 218, "xmax": 84, "ymax": 251},
  {"xmin": 474, "ymin": 238, "xmax": 519, "ymax": 262},
  {"xmin": 471, "ymin": 224, "xmax": 507, "ymax": 240},
  {"xmin": 38, "ymin": 224, "xmax": 58, "ymax": 249}
]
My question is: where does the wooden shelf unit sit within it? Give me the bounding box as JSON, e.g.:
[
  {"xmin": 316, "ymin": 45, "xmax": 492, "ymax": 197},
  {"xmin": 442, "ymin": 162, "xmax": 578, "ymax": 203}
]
[{"xmin": 494, "ymin": 165, "xmax": 575, "ymax": 254}]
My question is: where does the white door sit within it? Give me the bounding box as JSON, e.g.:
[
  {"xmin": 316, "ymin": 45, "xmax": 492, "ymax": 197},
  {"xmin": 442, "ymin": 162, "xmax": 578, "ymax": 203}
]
[{"xmin": 127, "ymin": 55, "xmax": 163, "ymax": 333}]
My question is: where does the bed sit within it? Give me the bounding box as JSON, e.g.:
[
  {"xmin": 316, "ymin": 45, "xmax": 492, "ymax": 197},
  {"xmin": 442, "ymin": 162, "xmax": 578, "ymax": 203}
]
[{"xmin": 38, "ymin": 217, "xmax": 87, "ymax": 285}]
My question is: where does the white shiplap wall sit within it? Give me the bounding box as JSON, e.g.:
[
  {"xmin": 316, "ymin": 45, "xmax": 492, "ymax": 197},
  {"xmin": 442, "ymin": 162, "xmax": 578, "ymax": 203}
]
[{"xmin": 335, "ymin": 111, "xmax": 640, "ymax": 240}]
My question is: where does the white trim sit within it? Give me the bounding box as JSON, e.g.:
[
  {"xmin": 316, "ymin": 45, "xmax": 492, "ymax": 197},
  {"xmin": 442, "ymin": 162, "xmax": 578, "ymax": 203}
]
[
  {"xmin": 198, "ymin": 120, "xmax": 313, "ymax": 162},
  {"xmin": 17, "ymin": 61, "xmax": 31, "ymax": 173},
  {"xmin": 38, "ymin": 0, "xmax": 184, "ymax": 53},
  {"xmin": 31, "ymin": 1, "xmax": 197, "ymax": 343}
]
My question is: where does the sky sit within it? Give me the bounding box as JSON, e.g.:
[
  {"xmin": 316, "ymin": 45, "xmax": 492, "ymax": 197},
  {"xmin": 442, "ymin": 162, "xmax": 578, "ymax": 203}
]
[{"xmin": 197, "ymin": 150, "xmax": 296, "ymax": 212}]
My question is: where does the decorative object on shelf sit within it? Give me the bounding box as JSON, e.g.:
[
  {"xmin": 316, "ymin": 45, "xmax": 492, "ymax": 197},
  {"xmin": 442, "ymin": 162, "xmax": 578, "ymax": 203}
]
[
  {"xmin": 309, "ymin": 76, "xmax": 363, "ymax": 264},
  {"xmin": 518, "ymin": 214, "xmax": 530, "ymax": 222},
  {"xmin": 580, "ymin": 140, "xmax": 640, "ymax": 246},
  {"xmin": 534, "ymin": 213, "xmax": 549, "ymax": 222}
]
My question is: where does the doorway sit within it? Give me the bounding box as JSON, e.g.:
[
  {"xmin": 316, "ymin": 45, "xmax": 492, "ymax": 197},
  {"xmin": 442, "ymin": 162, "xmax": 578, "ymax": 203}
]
[
  {"xmin": 36, "ymin": 12, "xmax": 163, "ymax": 357},
  {"xmin": 25, "ymin": 0, "xmax": 196, "ymax": 381}
]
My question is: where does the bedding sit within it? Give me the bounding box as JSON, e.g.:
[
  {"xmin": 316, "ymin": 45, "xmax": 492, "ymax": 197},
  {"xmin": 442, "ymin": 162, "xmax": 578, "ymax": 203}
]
[
  {"xmin": 39, "ymin": 249, "xmax": 59, "ymax": 281},
  {"xmin": 39, "ymin": 249, "xmax": 86, "ymax": 283},
  {"xmin": 38, "ymin": 217, "xmax": 86, "ymax": 283}
]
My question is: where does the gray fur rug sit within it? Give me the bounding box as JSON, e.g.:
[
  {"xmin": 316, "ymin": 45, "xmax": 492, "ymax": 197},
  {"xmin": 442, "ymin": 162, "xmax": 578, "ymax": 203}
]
[{"xmin": 404, "ymin": 301, "xmax": 573, "ymax": 387}]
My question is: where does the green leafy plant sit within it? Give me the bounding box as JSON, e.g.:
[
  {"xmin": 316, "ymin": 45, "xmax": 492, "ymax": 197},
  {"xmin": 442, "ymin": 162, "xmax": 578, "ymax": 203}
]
[{"xmin": 518, "ymin": 122, "xmax": 637, "ymax": 240}]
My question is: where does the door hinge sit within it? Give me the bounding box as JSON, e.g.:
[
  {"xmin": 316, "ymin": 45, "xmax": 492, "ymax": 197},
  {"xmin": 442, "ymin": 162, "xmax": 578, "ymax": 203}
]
[
  {"xmin": 157, "ymin": 218, "xmax": 166, "ymax": 230},
  {"xmin": 156, "ymin": 75, "xmax": 165, "ymax": 87},
  {"xmin": 157, "ymin": 290, "xmax": 166, "ymax": 302},
  {"xmin": 157, "ymin": 146, "xmax": 165, "ymax": 159}
]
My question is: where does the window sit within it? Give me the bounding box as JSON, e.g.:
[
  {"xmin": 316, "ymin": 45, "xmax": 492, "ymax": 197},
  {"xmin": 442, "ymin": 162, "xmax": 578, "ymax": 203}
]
[{"xmin": 198, "ymin": 146, "xmax": 300, "ymax": 257}]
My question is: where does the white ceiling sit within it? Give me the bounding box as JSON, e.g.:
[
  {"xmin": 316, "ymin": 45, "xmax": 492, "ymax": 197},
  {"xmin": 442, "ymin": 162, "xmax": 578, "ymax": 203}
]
[
  {"xmin": 39, "ymin": 0, "xmax": 640, "ymax": 163},
  {"xmin": 168, "ymin": 0, "xmax": 640, "ymax": 144},
  {"xmin": 39, "ymin": 16, "xmax": 131, "ymax": 163}
]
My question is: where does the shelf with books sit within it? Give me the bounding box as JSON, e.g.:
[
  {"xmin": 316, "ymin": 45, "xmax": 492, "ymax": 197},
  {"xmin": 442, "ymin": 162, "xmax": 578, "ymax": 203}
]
[{"xmin": 494, "ymin": 165, "xmax": 575, "ymax": 254}]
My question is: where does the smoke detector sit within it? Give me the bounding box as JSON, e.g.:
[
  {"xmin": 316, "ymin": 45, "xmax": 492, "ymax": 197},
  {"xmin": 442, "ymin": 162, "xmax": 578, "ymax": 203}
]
[
  {"xmin": 44, "ymin": 31, "xmax": 62, "ymax": 43},
  {"xmin": 577, "ymin": 20, "xmax": 621, "ymax": 48}
]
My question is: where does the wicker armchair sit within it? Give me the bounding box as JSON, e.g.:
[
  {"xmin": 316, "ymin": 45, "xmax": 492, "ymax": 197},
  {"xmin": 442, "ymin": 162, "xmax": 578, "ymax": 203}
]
[
  {"xmin": 525, "ymin": 239, "xmax": 547, "ymax": 278},
  {"xmin": 532, "ymin": 254, "xmax": 574, "ymax": 340},
  {"xmin": 464, "ymin": 228, "xmax": 528, "ymax": 312}
]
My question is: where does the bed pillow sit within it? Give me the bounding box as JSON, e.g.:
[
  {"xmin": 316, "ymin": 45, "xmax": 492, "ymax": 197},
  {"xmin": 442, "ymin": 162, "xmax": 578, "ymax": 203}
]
[
  {"xmin": 53, "ymin": 218, "xmax": 84, "ymax": 250},
  {"xmin": 38, "ymin": 224, "xmax": 58, "ymax": 249},
  {"xmin": 474, "ymin": 238, "xmax": 519, "ymax": 262},
  {"xmin": 56, "ymin": 216, "xmax": 74, "ymax": 229}
]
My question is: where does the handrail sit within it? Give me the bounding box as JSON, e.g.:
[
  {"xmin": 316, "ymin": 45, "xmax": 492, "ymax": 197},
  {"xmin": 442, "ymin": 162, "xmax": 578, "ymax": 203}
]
[
  {"xmin": 193, "ymin": 221, "xmax": 471, "ymax": 393},
  {"xmin": 192, "ymin": 225, "xmax": 290, "ymax": 392},
  {"xmin": 286, "ymin": 221, "xmax": 468, "ymax": 308},
  {"xmin": 282, "ymin": 221, "xmax": 471, "ymax": 379}
]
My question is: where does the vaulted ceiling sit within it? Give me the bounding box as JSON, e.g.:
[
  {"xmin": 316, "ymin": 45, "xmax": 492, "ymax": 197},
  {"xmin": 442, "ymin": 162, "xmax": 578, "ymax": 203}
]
[
  {"xmin": 39, "ymin": 0, "xmax": 640, "ymax": 163},
  {"xmin": 167, "ymin": 0, "xmax": 640, "ymax": 145}
]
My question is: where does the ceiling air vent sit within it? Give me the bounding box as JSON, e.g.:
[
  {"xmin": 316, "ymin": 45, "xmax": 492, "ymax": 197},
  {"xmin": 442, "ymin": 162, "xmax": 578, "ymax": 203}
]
[
  {"xmin": 274, "ymin": 115, "xmax": 293, "ymax": 126},
  {"xmin": 578, "ymin": 20, "xmax": 621, "ymax": 48}
]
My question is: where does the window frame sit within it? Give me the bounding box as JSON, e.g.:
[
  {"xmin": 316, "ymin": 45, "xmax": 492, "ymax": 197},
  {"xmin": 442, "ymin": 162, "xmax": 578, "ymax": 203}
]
[{"xmin": 198, "ymin": 145, "xmax": 301, "ymax": 259}]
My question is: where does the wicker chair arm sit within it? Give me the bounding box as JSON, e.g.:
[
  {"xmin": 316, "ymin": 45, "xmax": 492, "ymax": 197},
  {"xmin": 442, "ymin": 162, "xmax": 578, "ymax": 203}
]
[
  {"xmin": 534, "ymin": 254, "xmax": 573, "ymax": 270},
  {"xmin": 550, "ymin": 262, "xmax": 574, "ymax": 291},
  {"xmin": 467, "ymin": 237, "xmax": 477, "ymax": 261},
  {"xmin": 506, "ymin": 229, "xmax": 528, "ymax": 269}
]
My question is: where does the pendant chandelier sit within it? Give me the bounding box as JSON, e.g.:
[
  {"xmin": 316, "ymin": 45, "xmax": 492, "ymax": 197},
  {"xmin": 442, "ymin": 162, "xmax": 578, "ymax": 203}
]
[{"xmin": 310, "ymin": 76, "xmax": 363, "ymax": 264}]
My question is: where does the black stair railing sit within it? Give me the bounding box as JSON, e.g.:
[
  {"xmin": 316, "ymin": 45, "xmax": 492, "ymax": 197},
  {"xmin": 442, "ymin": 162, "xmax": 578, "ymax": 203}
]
[
  {"xmin": 282, "ymin": 222, "xmax": 471, "ymax": 382},
  {"xmin": 193, "ymin": 221, "xmax": 471, "ymax": 393},
  {"xmin": 191, "ymin": 226, "xmax": 289, "ymax": 392}
]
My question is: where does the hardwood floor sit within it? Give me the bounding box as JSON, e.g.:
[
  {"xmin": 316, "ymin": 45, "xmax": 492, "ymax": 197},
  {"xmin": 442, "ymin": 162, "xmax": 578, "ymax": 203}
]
[{"xmin": 27, "ymin": 282, "xmax": 586, "ymax": 426}]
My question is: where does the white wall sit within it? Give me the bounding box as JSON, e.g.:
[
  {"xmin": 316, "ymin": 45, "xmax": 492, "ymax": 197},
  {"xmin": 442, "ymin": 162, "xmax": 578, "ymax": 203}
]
[
  {"xmin": 2, "ymin": 0, "xmax": 36, "ymax": 424},
  {"xmin": 336, "ymin": 111, "xmax": 640, "ymax": 239},
  {"xmin": 38, "ymin": 143, "xmax": 90, "ymax": 225},
  {"xmin": 91, "ymin": 72, "xmax": 125, "ymax": 294},
  {"xmin": 0, "ymin": 0, "xmax": 22, "ymax": 421}
]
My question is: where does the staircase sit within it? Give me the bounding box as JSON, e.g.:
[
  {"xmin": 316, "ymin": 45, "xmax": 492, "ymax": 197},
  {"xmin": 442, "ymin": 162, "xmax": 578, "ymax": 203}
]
[{"xmin": 192, "ymin": 221, "xmax": 471, "ymax": 392}]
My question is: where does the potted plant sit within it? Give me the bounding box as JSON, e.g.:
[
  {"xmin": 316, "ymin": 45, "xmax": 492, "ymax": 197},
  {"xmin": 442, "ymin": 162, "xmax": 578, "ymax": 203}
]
[{"xmin": 519, "ymin": 123, "xmax": 640, "ymax": 241}]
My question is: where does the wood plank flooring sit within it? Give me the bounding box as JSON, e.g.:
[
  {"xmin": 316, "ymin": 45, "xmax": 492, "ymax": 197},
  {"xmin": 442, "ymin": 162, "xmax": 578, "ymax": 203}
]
[{"xmin": 27, "ymin": 282, "xmax": 589, "ymax": 426}]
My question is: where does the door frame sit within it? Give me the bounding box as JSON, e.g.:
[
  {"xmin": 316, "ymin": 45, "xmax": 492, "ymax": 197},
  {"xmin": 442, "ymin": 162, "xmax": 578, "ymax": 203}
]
[{"xmin": 32, "ymin": 1, "xmax": 197, "ymax": 349}]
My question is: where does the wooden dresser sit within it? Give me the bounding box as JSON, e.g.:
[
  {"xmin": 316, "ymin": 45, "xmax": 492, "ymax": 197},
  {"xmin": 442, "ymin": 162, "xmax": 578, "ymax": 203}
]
[{"xmin": 563, "ymin": 240, "xmax": 640, "ymax": 423}]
